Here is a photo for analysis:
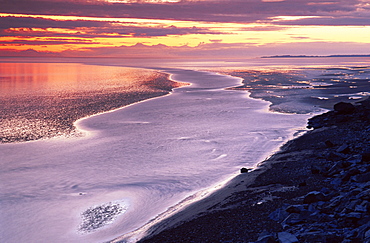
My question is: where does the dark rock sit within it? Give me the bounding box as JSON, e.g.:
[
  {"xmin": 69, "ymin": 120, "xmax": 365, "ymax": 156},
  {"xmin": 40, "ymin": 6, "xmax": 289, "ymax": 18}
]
[
  {"xmin": 327, "ymin": 162, "xmax": 344, "ymax": 177},
  {"xmin": 277, "ymin": 232, "xmax": 298, "ymax": 243},
  {"xmin": 330, "ymin": 178, "xmax": 342, "ymax": 186},
  {"xmin": 339, "ymin": 160, "xmax": 352, "ymax": 168},
  {"xmin": 343, "ymin": 212, "xmax": 363, "ymax": 226},
  {"xmin": 303, "ymin": 191, "xmax": 326, "ymax": 204},
  {"xmin": 320, "ymin": 187, "xmax": 332, "ymax": 196},
  {"xmin": 240, "ymin": 167, "xmax": 249, "ymax": 173},
  {"xmin": 269, "ymin": 206, "xmax": 289, "ymax": 222},
  {"xmin": 354, "ymin": 172, "xmax": 370, "ymax": 183},
  {"xmin": 282, "ymin": 213, "xmax": 305, "ymax": 226},
  {"xmin": 285, "ymin": 205, "xmax": 302, "ymax": 214},
  {"xmin": 356, "ymin": 189, "xmax": 370, "ymax": 200},
  {"xmin": 310, "ymin": 165, "xmax": 322, "ymax": 174},
  {"xmin": 362, "ymin": 150, "xmax": 370, "ymax": 162},
  {"xmin": 355, "ymin": 201, "xmax": 368, "ymax": 212},
  {"xmin": 298, "ymin": 181, "xmax": 307, "ymax": 187},
  {"xmin": 337, "ymin": 144, "xmax": 350, "ymax": 154},
  {"xmin": 325, "ymin": 139, "xmax": 335, "ymax": 148},
  {"xmin": 257, "ymin": 231, "xmax": 278, "ymax": 243},
  {"xmin": 347, "ymin": 155, "xmax": 362, "ymax": 164},
  {"xmin": 323, "ymin": 195, "xmax": 340, "ymax": 208},
  {"xmin": 334, "ymin": 102, "xmax": 355, "ymax": 114},
  {"xmin": 346, "ymin": 212, "xmax": 362, "ymax": 219},
  {"xmin": 256, "ymin": 235, "xmax": 278, "ymax": 243},
  {"xmin": 326, "ymin": 234, "xmax": 345, "ymax": 243},
  {"xmin": 349, "ymin": 189, "xmax": 362, "ymax": 197},
  {"xmin": 326, "ymin": 151, "xmax": 346, "ymax": 161},
  {"xmin": 364, "ymin": 229, "xmax": 370, "ymax": 241},
  {"xmin": 341, "ymin": 167, "xmax": 361, "ymax": 181}
]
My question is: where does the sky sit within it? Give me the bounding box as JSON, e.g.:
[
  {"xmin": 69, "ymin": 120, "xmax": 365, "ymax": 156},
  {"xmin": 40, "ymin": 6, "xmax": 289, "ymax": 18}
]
[{"xmin": 1, "ymin": 0, "xmax": 370, "ymax": 58}]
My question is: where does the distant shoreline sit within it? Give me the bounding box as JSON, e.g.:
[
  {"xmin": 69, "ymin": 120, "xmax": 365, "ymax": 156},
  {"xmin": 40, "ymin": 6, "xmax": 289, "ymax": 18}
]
[{"xmin": 261, "ymin": 54, "xmax": 370, "ymax": 59}]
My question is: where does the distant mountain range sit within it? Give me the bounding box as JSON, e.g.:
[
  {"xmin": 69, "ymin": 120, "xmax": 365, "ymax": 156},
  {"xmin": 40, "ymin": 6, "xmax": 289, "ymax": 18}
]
[{"xmin": 261, "ymin": 54, "xmax": 370, "ymax": 58}]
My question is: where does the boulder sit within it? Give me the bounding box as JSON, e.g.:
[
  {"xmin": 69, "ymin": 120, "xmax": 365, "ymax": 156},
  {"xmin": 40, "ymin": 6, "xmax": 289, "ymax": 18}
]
[
  {"xmin": 303, "ymin": 191, "xmax": 325, "ymax": 204},
  {"xmin": 334, "ymin": 102, "xmax": 355, "ymax": 114},
  {"xmin": 277, "ymin": 232, "xmax": 298, "ymax": 243},
  {"xmin": 337, "ymin": 144, "xmax": 350, "ymax": 154},
  {"xmin": 240, "ymin": 167, "xmax": 249, "ymax": 173},
  {"xmin": 269, "ymin": 206, "xmax": 290, "ymax": 222},
  {"xmin": 282, "ymin": 213, "xmax": 305, "ymax": 226},
  {"xmin": 256, "ymin": 231, "xmax": 278, "ymax": 243}
]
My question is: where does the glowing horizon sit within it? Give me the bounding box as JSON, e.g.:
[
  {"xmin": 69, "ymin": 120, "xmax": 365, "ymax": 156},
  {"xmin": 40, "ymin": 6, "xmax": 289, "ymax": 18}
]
[{"xmin": 1, "ymin": 0, "xmax": 369, "ymax": 58}]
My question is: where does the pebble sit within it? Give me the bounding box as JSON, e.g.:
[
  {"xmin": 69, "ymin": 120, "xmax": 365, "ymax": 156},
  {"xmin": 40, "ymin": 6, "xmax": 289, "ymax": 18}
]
[{"xmin": 255, "ymin": 99, "xmax": 370, "ymax": 243}]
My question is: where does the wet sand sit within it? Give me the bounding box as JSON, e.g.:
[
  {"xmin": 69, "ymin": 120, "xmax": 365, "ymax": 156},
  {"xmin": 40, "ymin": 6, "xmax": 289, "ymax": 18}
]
[{"xmin": 1, "ymin": 70, "xmax": 185, "ymax": 143}]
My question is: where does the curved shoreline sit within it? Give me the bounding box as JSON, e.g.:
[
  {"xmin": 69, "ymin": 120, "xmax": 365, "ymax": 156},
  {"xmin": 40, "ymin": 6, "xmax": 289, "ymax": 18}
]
[
  {"xmin": 136, "ymin": 98, "xmax": 370, "ymax": 243},
  {"xmin": 108, "ymin": 70, "xmax": 314, "ymax": 243},
  {"xmin": 113, "ymin": 66, "xmax": 370, "ymax": 242},
  {"xmin": 1, "ymin": 65, "xmax": 184, "ymax": 144},
  {"xmin": 2, "ymin": 60, "xmax": 369, "ymax": 243},
  {"xmin": 74, "ymin": 72, "xmax": 189, "ymax": 139}
]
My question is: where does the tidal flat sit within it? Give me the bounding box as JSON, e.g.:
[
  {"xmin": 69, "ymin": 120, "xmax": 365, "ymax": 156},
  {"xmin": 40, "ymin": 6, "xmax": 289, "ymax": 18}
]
[{"xmin": 0, "ymin": 63, "xmax": 185, "ymax": 143}]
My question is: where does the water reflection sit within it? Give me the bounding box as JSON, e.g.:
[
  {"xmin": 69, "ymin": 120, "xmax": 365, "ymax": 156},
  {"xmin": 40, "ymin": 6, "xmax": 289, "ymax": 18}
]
[
  {"xmin": 0, "ymin": 63, "xmax": 164, "ymax": 97},
  {"xmin": 0, "ymin": 62, "xmax": 181, "ymax": 143}
]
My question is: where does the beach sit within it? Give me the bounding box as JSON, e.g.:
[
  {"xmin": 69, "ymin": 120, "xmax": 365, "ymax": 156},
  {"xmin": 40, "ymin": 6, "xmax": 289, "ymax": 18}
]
[
  {"xmin": 1, "ymin": 63, "xmax": 312, "ymax": 243},
  {"xmin": 0, "ymin": 59, "xmax": 369, "ymax": 243},
  {"xmin": 136, "ymin": 98, "xmax": 370, "ymax": 243},
  {"xmin": 113, "ymin": 64, "xmax": 370, "ymax": 242}
]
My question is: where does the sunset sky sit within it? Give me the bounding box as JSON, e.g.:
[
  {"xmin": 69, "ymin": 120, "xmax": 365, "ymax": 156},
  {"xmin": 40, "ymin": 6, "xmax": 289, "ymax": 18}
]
[{"xmin": 1, "ymin": 0, "xmax": 370, "ymax": 58}]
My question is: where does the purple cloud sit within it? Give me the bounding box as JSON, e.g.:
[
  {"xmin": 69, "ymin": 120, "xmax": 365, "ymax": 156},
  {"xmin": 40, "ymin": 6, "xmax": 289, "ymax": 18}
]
[
  {"xmin": 1, "ymin": 0, "xmax": 368, "ymax": 25},
  {"xmin": 0, "ymin": 16, "xmax": 223, "ymax": 39},
  {"xmin": 272, "ymin": 16, "xmax": 370, "ymax": 26},
  {"xmin": 0, "ymin": 16, "xmax": 110, "ymax": 30},
  {"xmin": 0, "ymin": 38, "xmax": 97, "ymax": 45}
]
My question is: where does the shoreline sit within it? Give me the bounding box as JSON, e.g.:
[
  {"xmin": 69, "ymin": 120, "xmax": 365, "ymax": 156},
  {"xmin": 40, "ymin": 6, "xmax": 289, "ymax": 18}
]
[
  {"xmin": 73, "ymin": 72, "xmax": 188, "ymax": 138},
  {"xmin": 0, "ymin": 66, "xmax": 186, "ymax": 144},
  {"xmin": 109, "ymin": 66, "xmax": 370, "ymax": 243},
  {"xmin": 135, "ymin": 98, "xmax": 370, "ymax": 243},
  {"xmin": 2, "ymin": 61, "xmax": 368, "ymax": 242},
  {"xmin": 2, "ymin": 67, "xmax": 309, "ymax": 243},
  {"xmin": 109, "ymin": 70, "xmax": 314, "ymax": 243}
]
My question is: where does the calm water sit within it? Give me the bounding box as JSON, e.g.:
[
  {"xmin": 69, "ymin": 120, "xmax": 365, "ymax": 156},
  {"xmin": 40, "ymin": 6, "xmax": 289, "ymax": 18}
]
[
  {"xmin": 0, "ymin": 58, "xmax": 369, "ymax": 243},
  {"xmin": 0, "ymin": 62, "xmax": 178, "ymax": 143},
  {"xmin": 0, "ymin": 62, "xmax": 162, "ymax": 96}
]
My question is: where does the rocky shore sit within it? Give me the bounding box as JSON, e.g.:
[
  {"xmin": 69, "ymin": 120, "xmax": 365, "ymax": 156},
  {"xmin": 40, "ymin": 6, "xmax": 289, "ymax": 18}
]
[{"xmin": 137, "ymin": 98, "xmax": 370, "ymax": 243}]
